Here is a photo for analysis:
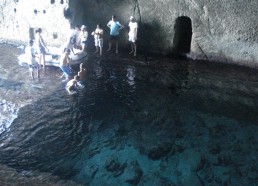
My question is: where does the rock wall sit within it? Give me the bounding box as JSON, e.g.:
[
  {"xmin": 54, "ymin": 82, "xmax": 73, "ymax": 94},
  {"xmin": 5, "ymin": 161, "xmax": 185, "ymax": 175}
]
[
  {"xmin": 0, "ymin": 0, "xmax": 70, "ymax": 46},
  {"xmin": 1, "ymin": 0, "xmax": 258, "ymax": 67}
]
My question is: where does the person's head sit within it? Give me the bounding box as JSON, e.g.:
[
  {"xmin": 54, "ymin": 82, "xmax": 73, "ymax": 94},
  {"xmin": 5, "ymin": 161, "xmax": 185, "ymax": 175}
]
[
  {"xmin": 74, "ymin": 75, "xmax": 79, "ymax": 81},
  {"xmin": 112, "ymin": 15, "xmax": 117, "ymax": 20},
  {"xmin": 65, "ymin": 48, "xmax": 71, "ymax": 54},
  {"xmin": 97, "ymin": 23, "xmax": 101, "ymax": 29},
  {"xmin": 35, "ymin": 28, "xmax": 42, "ymax": 34},
  {"xmin": 130, "ymin": 16, "xmax": 135, "ymax": 22},
  {"xmin": 28, "ymin": 39, "xmax": 34, "ymax": 46},
  {"xmin": 75, "ymin": 25, "xmax": 80, "ymax": 31},
  {"xmin": 81, "ymin": 25, "xmax": 87, "ymax": 31}
]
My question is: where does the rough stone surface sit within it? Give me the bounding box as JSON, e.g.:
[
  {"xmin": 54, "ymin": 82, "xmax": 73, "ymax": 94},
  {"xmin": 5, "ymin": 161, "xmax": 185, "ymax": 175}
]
[{"xmin": 1, "ymin": 0, "xmax": 258, "ymax": 67}]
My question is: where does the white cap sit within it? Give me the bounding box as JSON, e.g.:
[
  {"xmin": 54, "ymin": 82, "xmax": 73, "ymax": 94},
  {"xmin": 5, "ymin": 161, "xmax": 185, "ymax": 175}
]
[
  {"xmin": 130, "ymin": 16, "xmax": 134, "ymax": 20},
  {"xmin": 81, "ymin": 25, "xmax": 86, "ymax": 30}
]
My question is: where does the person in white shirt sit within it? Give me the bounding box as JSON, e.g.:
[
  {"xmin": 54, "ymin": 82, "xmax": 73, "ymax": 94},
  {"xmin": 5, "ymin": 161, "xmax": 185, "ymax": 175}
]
[
  {"xmin": 128, "ymin": 16, "xmax": 138, "ymax": 56},
  {"xmin": 92, "ymin": 24, "xmax": 104, "ymax": 56},
  {"xmin": 25, "ymin": 40, "xmax": 40, "ymax": 80},
  {"xmin": 80, "ymin": 25, "xmax": 88, "ymax": 52}
]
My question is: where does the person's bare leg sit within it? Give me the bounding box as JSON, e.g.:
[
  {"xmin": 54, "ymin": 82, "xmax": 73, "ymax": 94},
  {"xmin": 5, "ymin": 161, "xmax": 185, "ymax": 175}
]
[
  {"xmin": 37, "ymin": 69, "xmax": 40, "ymax": 79},
  {"xmin": 133, "ymin": 42, "xmax": 137, "ymax": 56},
  {"xmin": 95, "ymin": 46, "xmax": 99, "ymax": 53},
  {"xmin": 107, "ymin": 41, "xmax": 111, "ymax": 51},
  {"xmin": 31, "ymin": 71, "xmax": 34, "ymax": 80},
  {"xmin": 115, "ymin": 41, "xmax": 119, "ymax": 54},
  {"xmin": 129, "ymin": 42, "xmax": 134, "ymax": 54},
  {"xmin": 39, "ymin": 55, "xmax": 42, "ymax": 67},
  {"xmin": 42, "ymin": 54, "xmax": 46, "ymax": 71},
  {"xmin": 100, "ymin": 46, "xmax": 102, "ymax": 56}
]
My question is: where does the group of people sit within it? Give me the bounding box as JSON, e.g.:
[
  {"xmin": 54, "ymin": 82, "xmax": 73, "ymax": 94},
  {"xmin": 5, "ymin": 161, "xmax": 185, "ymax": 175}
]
[
  {"xmin": 107, "ymin": 15, "xmax": 138, "ymax": 56},
  {"xmin": 24, "ymin": 15, "xmax": 138, "ymax": 92},
  {"xmin": 24, "ymin": 28, "xmax": 48, "ymax": 80},
  {"xmin": 63, "ymin": 15, "xmax": 138, "ymax": 57}
]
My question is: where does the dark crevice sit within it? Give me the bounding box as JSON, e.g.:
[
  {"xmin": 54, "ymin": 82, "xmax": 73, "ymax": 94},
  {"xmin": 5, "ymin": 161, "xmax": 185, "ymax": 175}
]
[
  {"xmin": 172, "ymin": 16, "xmax": 192, "ymax": 54},
  {"xmin": 135, "ymin": 0, "xmax": 142, "ymax": 23}
]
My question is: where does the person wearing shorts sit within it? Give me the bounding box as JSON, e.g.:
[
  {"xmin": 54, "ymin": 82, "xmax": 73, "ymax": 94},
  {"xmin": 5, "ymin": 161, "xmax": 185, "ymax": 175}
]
[
  {"xmin": 92, "ymin": 24, "xmax": 104, "ymax": 56},
  {"xmin": 128, "ymin": 16, "xmax": 138, "ymax": 56},
  {"xmin": 59, "ymin": 48, "xmax": 71, "ymax": 81},
  {"xmin": 107, "ymin": 15, "xmax": 124, "ymax": 54},
  {"xmin": 80, "ymin": 25, "xmax": 88, "ymax": 52},
  {"xmin": 35, "ymin": 28, "xmax": 48, "ymax": 71},
  {"xmin": 25, "ymin": 40, "xmax": 40, "ymax": 80}
]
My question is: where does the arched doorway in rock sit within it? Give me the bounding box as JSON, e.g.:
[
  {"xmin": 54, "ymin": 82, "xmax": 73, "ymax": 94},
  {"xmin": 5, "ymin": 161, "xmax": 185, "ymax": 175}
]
[{"xmin": 172, "ymin": 16, "xmax": 192, "ymax": 54}]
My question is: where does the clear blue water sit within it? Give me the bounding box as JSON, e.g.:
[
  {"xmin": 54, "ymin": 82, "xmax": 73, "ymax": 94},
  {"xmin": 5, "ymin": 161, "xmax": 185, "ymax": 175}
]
[{"xmin": 0, "ymin": 44, "xmax": 257, "ymax": 185}]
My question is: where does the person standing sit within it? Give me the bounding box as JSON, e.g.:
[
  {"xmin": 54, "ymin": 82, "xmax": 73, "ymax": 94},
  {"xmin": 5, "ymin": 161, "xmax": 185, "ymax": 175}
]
[
  {"xmin": 77, "ymin": 63, "xmax": 86, "ymax": 86},
  {"xmin": 80, "ymin": 25, "xmax": 88, "ymax": 52},
  {"xmin": 107, "ymin": 15, "xmax": 124, "ymax": 54},
  {"xmin": 61, "ymin": 26, "xmax": 79, "ymax": 54},
  {"xmin": 92, "ymin": 24, "xmax": 104, "ymax": 56},
  {"xmin": 74, "ymin": 25, "xmax": 81, "ymax": 49},
  {"xmin": 128, "ymin": 16, "xmax": 138, "ymax": 56},
  {"xmin": 59, "ymin": 48, "xmax": 71, "ymax": 81},
  {"xmin": 25, "ymin": 40, "xmax": 40, "ymax": 80},
  {"xmin": 35, "ymin": 28, "xmax": 48, "ymax": 71}
]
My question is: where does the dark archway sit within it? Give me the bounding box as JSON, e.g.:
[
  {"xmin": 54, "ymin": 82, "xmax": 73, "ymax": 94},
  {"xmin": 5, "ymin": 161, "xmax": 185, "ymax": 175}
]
[{"xmin": 172, "ymin": 16, "xmax": 192, "ymax": 54}]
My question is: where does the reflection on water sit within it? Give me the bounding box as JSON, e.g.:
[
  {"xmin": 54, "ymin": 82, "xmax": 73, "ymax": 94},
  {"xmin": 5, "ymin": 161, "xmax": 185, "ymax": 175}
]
[{"xmin": 0, "ymin": 43, "xmax": 257, "ymax": 185}]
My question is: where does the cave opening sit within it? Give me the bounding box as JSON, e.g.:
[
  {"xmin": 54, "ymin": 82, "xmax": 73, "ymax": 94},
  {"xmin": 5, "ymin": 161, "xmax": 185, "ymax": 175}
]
[{"xmin": 172, "ymin": 16, "xmax": 192, "ymax": 54}]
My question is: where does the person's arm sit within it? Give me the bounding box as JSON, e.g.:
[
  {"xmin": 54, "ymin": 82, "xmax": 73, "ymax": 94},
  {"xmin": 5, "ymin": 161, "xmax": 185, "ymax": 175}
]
[
  {"xmin": 118, "ymin": 22, "xmax": 124, "ymax": 31},
  {"xmin": 39, "ymin": 35, "xmax": 48, "ymax": 51},
  {"xmin": 67, "ymin": 54, "xmax": 71, "ymax": 64},
  {"xmin": 99, "ymin": 29, "xmax": 104, "ymax": 36},
  {"xmin": 85, "ymin": 32, "xmax": 88, "ymax": 40},
  {"xmin": 107, "ymin": 21, "xmax": 111, "ymax": 28},
  {"xmin": 134, "ymin": 23, "xmax": 138, "ymax": 36}
]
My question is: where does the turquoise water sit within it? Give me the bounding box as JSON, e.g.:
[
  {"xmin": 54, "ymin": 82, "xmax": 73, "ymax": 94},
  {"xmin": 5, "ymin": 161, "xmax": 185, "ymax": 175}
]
[{"xmin": 0, "ymin": 44, "xmax": 257, "ymax": 185}]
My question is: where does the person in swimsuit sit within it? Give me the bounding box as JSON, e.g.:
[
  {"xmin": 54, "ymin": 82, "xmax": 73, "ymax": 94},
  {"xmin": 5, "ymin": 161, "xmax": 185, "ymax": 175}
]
[
  {"xmin": 35, "ymin": 28, "xmax": 48, "ymax": 71},
  {"xmin": 25, "ymin": 40, "xmax": 40, "ymax": 80},
  {"xmin": 59, "ymin": 48, "xmax": 71, "ymax": 81},
  {"xmin": 77, "ymin": 63, "xmax": 86, "ymax": 86},
  {"xmin": 66, "ymin": 75, "xmax": 79, "ymax": 93},
  {"xmin": 78, "ymin": 63, "xmax": 86, "ymax": 80}
]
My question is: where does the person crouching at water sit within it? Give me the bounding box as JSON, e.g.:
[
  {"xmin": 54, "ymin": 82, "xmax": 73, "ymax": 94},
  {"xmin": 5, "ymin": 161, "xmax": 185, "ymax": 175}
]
[
  {"xmin": 60, "ymin": 48, "xmax": 71, "ymax": 81},
  {"xmin": 66, "ymin": 75, "xmax": 79, "ymax": 93},
  {"xmin": 78, "ymin": 63, "xmax": 86, "ymax": 85},
  {"xmin": 25, "ymin": 40, "xmax": 40, "ymax": 80}
]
